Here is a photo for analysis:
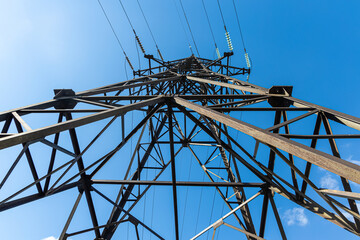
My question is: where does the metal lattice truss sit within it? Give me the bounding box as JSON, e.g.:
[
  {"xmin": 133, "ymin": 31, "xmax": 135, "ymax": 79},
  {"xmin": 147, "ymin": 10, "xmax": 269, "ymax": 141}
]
[{"xmin": 0, "ymin": 55, "xmax": 359, "ymax": 240}]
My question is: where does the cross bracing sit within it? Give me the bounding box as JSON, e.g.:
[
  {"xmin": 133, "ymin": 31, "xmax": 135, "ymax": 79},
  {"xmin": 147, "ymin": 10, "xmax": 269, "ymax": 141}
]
[{"xmin": 0, "ymin": 55, "xmax": 359, "ymax": 239}]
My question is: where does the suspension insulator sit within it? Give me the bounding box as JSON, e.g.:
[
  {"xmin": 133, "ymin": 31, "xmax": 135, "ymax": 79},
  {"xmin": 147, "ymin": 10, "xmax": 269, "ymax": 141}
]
[
  {"xmin": 245, "ymin": 52, "xmax": 251, "ymax": 68},
  {"xmin": 135, "ymin": 35, "xmax": 146, "ymax": 54},
  {"xmin": 125, "ymin": 56, "xmax": 134, "ymax": 71},
  {"xmin": 225, "ymin": 31, "xmax": 233, "ymax": 51},
  {"xmin": 188, "ymin": 44, "xmax": 194, "ymax": 54},
  {"xmin": 157, "ymin": 48, "xmax": 164, "ymax": 61},
  {"xmin": 216, "ymin": 47, "xmax": 221, "ymax": 58}
]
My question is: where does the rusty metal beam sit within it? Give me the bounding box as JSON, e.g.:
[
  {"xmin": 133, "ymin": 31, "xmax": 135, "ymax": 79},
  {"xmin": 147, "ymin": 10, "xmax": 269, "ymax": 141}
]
[{"xmin": 174, "ymin": 97, "xmax": 360, "ymax": 184}]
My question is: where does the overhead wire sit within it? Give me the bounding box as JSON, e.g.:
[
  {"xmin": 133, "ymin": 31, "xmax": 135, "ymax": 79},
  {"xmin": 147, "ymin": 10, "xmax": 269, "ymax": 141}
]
[
  {"xmin": 97, "ymin": 0, "xmax": 134, "ymax": 71},
  {"xmin": 201, "ymin": 0, "xmax": 221, "ymax": 58},
  {"xmin": 180, "ymin": 153, "xmax": 193, "ymax": 239},
  {"xmin": 206, "ymin": 158, "xmax": 222, "ymax": 239},
  {"xmin": 118, "ymin": 0, "xmax": 146, "ymax": 55},
  {"xmin": 194, "ymin": 136, "xmax": 211, "ymax": 234},
  {"xmin": 178, "ymin": 0, "xmax": 201, "ymax": 57},
  {"xmin": 216, "ymin": 0, "xmax": 233, "ymax": 52},
  {"xmin": 232, "ymin": 0, "xmax": 251, "ymax": 69},
  {"xmin": 124, "ymin": 58, "xmax": 129, "ymax": 80},
  {"xmin": 136, "ymin": 0, "xmax": 164, "ymax": 61},
  {"xmin": 149, "ymin": 169, "xmax": 157, "ymax": 240},
  {"xmin": 135, "ymin": 36, "xmax": 141, "ymax": 69},
  {"xmin": 172, "ymin": 0, "xmax": 194, "ymax": 55},
  {"xmin": 141, "ymin": 160, "xmax": 148, "ymax": 238}
]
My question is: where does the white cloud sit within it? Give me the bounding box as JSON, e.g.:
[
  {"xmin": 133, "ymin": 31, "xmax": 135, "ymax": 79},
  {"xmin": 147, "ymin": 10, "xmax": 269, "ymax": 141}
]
[
  {"xmin": 350, "ymin": 160, "xmax": 360, "ymax": 166},
  {"xmin": 345, "ymin": 155, "xmax": 360, "ymax": 165},
  {"xmin": 41, "ymin": 237, "xmax": 57, "ymax": 240},
  {"xmin": 282, "ymin": 207, "xmax": 309, "ymax": 226},
  {"xmin": 320, "ymin": 174, "xmax": 339, "ymax": 190},
  {"xmin": 342, "ymin": 157, "xmax": 360, "ymax": 189}
]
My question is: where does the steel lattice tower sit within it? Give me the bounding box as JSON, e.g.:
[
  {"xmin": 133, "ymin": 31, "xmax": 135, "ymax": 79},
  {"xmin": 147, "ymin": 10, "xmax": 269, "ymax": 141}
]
[{"xmin": 0, "ymin": 54, "xmax": 359, "ymax": 240}]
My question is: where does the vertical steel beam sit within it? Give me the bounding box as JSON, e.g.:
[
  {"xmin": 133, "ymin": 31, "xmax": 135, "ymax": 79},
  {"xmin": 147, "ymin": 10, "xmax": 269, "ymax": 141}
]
[
  {"xmin": 300, "ymin": 113, "xmax": 322, "ymax": 200},
  {"xmin": 259, "ymin": 110, "xmax": 282, "ymax": 237},
  {"xmin": 44, "ymin": 113, "xmax": 63, "ymax": 192},
  {"xmin": 268, "ymin": 192, "xmax": 287, "ymax": 240},
  {"xmin": 59, "ymin": 192, "xmax": 84, "ymax": 240},
  {"xmin": 321, "ymin": 113, "xmax": 360, "ymax": 230},
  {"xmin": 64, "ymin": 113, "xmax": 101, "ymax": 238},
  {"xmin": 1, "ymin": 116, "xmax": 12, "ymax": 133},
  {"xmin": 168, "ymin": 103, "xmax": 180, "ymax": 240},
  {"xmin": 13, "ymin": 117, "xmax": 43, "ymax": 194},
  {"xmin": 101, "ymin": 115, "xmax": 167, "ymax": 239}
]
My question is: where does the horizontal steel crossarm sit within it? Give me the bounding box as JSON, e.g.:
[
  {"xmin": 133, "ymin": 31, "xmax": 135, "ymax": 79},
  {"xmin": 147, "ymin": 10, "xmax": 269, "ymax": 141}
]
[
  {"xmin": 208, "ymin": 107, "xmax": 315, "ymax": 112},
  {"xmin": 173, "ymin": 97, "xmax": 360, "ymax": 184},
  {"xmin": 75, "ymin": 94, "xmax": 266, "ymax": 101},
  {"xmin": 202, "ymin": 55, "xmax": 227, "ymax": 68},
  {"xmin": 0, "ymin": 99, "xmax": 57, "ymax": 121},
  {"xmin": 76, "ymin": 71, "xmax": 177, "ymax": 95},
  {"xmin": 77, "ymin": 76, "xmax": 181, "ymax": 97},
  {"xmin": 65, "ymin": 219, "xmax": 128, "ymax": 238},
  {"xmin": 92, "ymin": 180, "xmax": 265, "ymax": 187},
  {"xmin": 0, "ymin": 182, "xmax": 78, "ymax": 212},
  {"xmin": 0, "ymin": 97, "xmax": 165, "ymax": 150},
  {"xmin": 77, "ymin": 76, "xmax": 180, "ymax": 96},
  {"xmin": 280, "ymin": 134, "xmax": 360, "ymax": 139},
  {"xmin": 15, "ymin": 109, "xmax": 105, "ymax": 113},
  {"xmin": 187, "ymin": 76, "xmax": 267, "ymax": 95},
  {"xmin": 191, "ymin": 69, "xmax": 267, "ymax": 92},
  {"xmin": 318, "ymin": 189, "xmax": 360, "ymax": 201},
  {"xmin": 286, "ymin": 96, "xmax": 360, "ymax": 131}
]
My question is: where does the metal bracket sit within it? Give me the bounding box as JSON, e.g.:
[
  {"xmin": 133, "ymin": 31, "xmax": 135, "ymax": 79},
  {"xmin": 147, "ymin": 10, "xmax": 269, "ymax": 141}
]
[{"xmin": 53, "ymin": 89, "xmax": 77, "ymax": 109}]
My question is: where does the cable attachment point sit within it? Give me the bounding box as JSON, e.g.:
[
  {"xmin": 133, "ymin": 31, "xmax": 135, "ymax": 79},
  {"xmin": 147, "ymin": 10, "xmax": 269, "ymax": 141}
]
[
  {"xmin": 125, "ymin": 56, "xmax": 134, "ymax": 71},
  {"xmin": 225, "ymin": 31, "xmax": 233, "ymax": 51},
  {"xmin": 135, "ymin": 34, "xmax": 146, "ymax": 54},
  {"xmin": 216, "ymin": 47, "xmax": 221, "ymax": 59},
  {"xmin": 245, "ymin": 52, "xmax": 251, "ymax": 68},
  {"xmin": 157, "ymin": 48, "xmax": 164, "ymax": 61}
]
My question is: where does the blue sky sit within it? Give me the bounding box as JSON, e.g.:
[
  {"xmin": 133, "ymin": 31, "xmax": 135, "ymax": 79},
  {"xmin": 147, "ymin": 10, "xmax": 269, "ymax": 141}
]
[{"xmin": 0, "ymin": 0, "xmax": 360, "ymax": 239}]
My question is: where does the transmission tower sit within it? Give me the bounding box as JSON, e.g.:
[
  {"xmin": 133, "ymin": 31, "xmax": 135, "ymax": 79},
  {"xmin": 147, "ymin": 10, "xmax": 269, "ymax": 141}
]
[{"xmin": 0, "ymin": 53, "xmax": 359, "ymax": 240}]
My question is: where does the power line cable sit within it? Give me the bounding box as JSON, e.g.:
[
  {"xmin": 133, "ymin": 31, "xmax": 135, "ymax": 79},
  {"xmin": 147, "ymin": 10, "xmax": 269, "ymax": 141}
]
[
  {"xmin": 194, "ymin": 136, "xmax": 211, "ymax": 234},
  {"xmin": 118, "ymin": 0, "xmax": 146, "ymax": 55},
  {"xmin": 172, "ymin": 0, "xmax": 194, "ymax": 55},
  {"xmin": 149, "ymin": 169, "xmax": 157, "ymax": 240},
  {"xmin": 232, "ymin": 0, "xmax": 251, "ymax": 69},
  {"xmin": 97, "ymin": 0, "xmax": 134, "ymax": 71},
  {"xmin": 216, "ymin": 0, "xmax": 233, "ymax": 52},
  {"xmin": 136, "ymin": 0, "xmax": 164, "ymax": 61},
  {"xmin": 206, "ymin": 159, "xmax": 222, "ymax": 239},
  {"xmin": 135, "ymin": 37, "xmax": 141, "ymax": 69},
  {"xmin": 201, "ymin": 0, "xmax": 221, "ymax": 58},
  {"xmin": 232, "ymin": 0, "xmax": 246, "ymax": 51},
  {"xmin": 217, "ymin": 0, "xmax": 227, "ymax": 30},
  {"xmin": 178, "ymin": 0, "xmax": 200, "ymax": 57},
  {"xmin": 180, "ymin": 153, "xmax": 193, "ymax": 238},
  {"xmin": 124, "ymin": 58, "xmax": 129, "ymax": 80}
]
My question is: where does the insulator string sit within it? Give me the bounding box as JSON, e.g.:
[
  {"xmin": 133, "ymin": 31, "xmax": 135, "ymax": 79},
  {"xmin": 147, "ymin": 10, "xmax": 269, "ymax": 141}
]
[
  {"xmin": 97, "ymin": 0, "xmax": 134, "ymax": 70},
  {"xmin": 232, "ymin": 0, "xmax": 252, "ymax": 69},
  {"xmin": 136, "ymin": 0, "xmax": 164, "ymax": 61},
  {"xmin": 118, "ymin": 0, "xmax": 147, "ymax": 55},
  {"xmin": 216, "ymin": 0, "xmax": 234, "ymax": 52}
]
